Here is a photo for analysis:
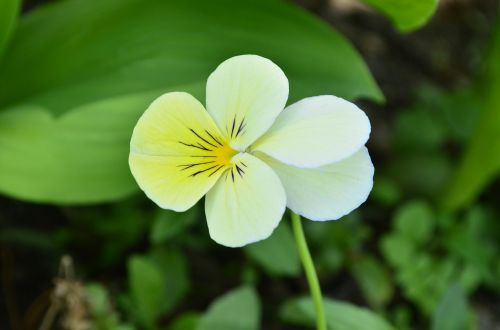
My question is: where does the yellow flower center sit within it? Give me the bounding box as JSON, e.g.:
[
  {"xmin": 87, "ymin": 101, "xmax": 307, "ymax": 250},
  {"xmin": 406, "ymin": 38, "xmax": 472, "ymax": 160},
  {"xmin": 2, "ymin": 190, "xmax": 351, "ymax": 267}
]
[
  {"xmin": 177, "ymin": 128, "xmax": 237, "ymax": 178},
  {"xmin": 214, "ymin": 143, "xmax": 238, "ymax": 166}
]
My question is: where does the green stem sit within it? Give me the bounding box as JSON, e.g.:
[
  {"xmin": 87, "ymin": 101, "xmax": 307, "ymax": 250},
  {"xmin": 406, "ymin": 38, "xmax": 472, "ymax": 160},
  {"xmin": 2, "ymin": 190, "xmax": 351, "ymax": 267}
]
[{"xmin": 290, "ymin": 212, "xmax": 328, "ymax": 330}]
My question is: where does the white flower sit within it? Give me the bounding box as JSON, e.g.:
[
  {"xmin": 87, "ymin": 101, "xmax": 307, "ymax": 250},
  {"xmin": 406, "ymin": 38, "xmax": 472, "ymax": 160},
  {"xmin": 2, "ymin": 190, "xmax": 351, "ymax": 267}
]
[{"xmin": 129, "ymin": 55, "xmax": 374, "ymax": 247}]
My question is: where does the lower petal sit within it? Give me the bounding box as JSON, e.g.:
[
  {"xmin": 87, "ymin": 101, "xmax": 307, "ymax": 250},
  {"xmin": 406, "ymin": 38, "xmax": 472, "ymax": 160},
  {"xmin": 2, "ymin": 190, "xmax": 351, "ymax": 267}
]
[
  {"xmin": 204, "ymin": 153, "xmax": 286, "ymax": 247},
  {"xmin": 258, "ymin": 147, "xmax": 374, "ymax": 221}
]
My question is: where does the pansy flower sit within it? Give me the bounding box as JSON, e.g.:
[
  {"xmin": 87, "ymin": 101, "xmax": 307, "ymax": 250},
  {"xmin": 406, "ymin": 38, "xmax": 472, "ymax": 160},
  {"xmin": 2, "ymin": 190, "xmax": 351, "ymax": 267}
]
[{"xmin": 129, "ymin": 55, "xmax": 374, "ymax": 247}]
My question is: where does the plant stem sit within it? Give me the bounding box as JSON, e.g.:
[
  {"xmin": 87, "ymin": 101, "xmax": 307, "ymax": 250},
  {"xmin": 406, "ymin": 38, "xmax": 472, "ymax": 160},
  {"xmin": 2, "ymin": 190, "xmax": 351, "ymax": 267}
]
[{"xmin": 290, "ymin": 211, "xmax": 328, "ymax": 330}]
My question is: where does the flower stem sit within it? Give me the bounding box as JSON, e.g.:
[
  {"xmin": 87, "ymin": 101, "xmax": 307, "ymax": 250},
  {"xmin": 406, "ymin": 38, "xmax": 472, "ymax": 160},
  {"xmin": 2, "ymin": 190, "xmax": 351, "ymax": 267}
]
[{"xmin": 290, "ymin": 211, "xmax": 328, "ymax": 330}]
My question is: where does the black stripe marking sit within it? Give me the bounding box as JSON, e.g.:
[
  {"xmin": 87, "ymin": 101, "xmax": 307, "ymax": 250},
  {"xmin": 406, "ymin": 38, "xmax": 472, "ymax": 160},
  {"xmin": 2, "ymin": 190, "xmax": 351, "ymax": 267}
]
[
  {"xmin": 190, "ymin": 165, "xmax": 218, "ymax": 177},
  {"xmin": 190, "ymin": 129, "xmax": 217, "ymax": 148},
  {"xmin": 205, "ymin": 130, "xmax": 223, "ymax": 146}
]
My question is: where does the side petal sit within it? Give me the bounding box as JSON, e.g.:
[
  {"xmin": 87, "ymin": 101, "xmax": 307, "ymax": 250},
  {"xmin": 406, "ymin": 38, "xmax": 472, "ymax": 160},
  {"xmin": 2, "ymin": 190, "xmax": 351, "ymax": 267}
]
[
  {"xmin": 252, "ymin": 95, "xmax": 371, "ymax": 168},
  {"xmin": 129, "ymin": 92, "xmax": 228, "ymax": 212},
  {"xmin": 258, "ymin": 147, "xmax": 374, "ymax": 221},
  {"xmin": 206, "ymin": 55, "xmax": 289, "ymax": 150},
  {"xmin": 204, "ymin": 153, "xmax": 286, "ymax": 247}
]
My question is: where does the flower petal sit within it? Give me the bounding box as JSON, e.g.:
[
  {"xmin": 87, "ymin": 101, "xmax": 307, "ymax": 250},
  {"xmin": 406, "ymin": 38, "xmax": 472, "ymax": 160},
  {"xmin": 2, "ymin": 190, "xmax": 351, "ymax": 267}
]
[
  {"xmin": 258, "ymin": 147, "xmax": 374, "ymax": 221},
  {"xmin": 252, "ymin": 95, "xmax": 371, "ymax": 168},
  {"xmin": 129, "ymin": 92, "xmax": 228, "ymax": 212},
  {"xmin": 206, "ymin": 55, "xmax": 289, "ymax": 150},
  {"xmin": 204, "ymin": 153, "xmax": 286, "ymax": 247}
]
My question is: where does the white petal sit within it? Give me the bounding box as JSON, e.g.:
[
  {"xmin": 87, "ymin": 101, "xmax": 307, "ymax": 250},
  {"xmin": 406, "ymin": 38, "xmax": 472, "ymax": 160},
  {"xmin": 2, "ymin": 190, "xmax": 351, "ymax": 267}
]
[
  {"xmin": 206, "ymin": 55, "xmax": 289, "ymax": 150},
  {"xmin": 258, "ymin": 147, "xmax": 374, "ymax": 221},
  {"xmin": 204, "ymin": 153, "xmax": 286, "ymax": 247},
  {"xmin": 252, "ymin": 95, "xmax": 370, "ymax": 168},
  {"xmin": 129, "ymin": 92, "xmax": 228, "ymax": 212}
]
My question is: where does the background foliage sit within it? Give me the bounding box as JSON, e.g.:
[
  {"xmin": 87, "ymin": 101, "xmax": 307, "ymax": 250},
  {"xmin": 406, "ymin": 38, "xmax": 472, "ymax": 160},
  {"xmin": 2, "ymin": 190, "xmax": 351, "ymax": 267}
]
[{"xmin": 0, "ymin": 0, "xmax": 499, "ymax": 329}]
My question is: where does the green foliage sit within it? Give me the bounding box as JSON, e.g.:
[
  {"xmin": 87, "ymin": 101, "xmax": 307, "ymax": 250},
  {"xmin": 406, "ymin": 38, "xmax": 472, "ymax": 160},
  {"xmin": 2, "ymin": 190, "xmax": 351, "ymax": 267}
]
[
  {"xmin": 0, "ymin": 0, "xmax": 20, "ymax": 59},
  {"xmin": 0, "ymin": 0, "xmax": 382, "ymax": 204},
  {"xmin": 280, "ymin": 296, "xmax": 396, "ymax": 330},
  {"xmin": 128, "ymin": 255, "xmax": 165, "ymax": 329},
  {"xmin": 168, "ymin": 312, "xmax": 200, "ymax": 330},
  {"xmin": 150, "ymin": 207, "xmax": 199, "ymax": 245},
  {"xmin": 381, "ymin": 201, "xmax": 500, "ymax": 314},
  {"xmin": 351, "ymin": 256, "xmax": 393, "ymax": 309},
  {"xmin": 86, "ymin": 283, "xmax": 136, "ymax": 330},
  {"xmin": 360, "ymin": 0, "xmax": 438, "ymax": 32},
  {"xmin": 442, "ymin": 19, "xmax": 500, "ymax": 211},
  {"xmin": 244, "ymin": 221, "xmax": 300, "ymax": 277},
  {"xmin": 431, "ymin": 284, "xmax": 469, "ymax": 330},
  {"xmin": 196, "ymin": 286, "xmax": 260, "ymax": 330}
]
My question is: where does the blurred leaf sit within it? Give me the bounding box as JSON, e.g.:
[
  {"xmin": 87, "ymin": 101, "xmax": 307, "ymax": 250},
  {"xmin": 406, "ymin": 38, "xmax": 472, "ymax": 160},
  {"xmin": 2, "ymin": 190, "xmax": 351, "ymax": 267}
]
[
  {"xmin": 128, "ymin": 255, "xmax": 165, "ymax": 329},
  {"xmin": 169, "ymin": 312, "xmax": 201, "ymax": 330},
  {"xmin": 0, "ymin": 0, "xmax": 382, "ymax": 204},
  {"xmin": 150, "ymin": 207, "xmax": 199, "ymax": 245},
  {"xmin": 442, "ymin": 19, "xmax": 500, "ymax": 210},
  {"xmin": 196, "ymin": 286, "xmax": 260, "ymax": 330},
  {"xmin": 86, "ymin": 284, "xmax": 110, "ymax": 316},
  {"xmin": 393, "ymin": 200, "xmax": 434, "ymax": 245},
  {"xmin": 148, "ymin": 248, "xmax": 190, "ymax": 315},
  {"xmin": 380, "ymin": 233, "xmax": 416, "ymax": 268},
  {"xmin": 0, "ymin": 0, "xmax": 20, "ymax": 59},
  {"xmin": 280, "ymin": 296, "xmax": 396, "ymax": 330},
  {"xmin": 244, "ymin": 222, "xmax": 300, "ymax": 277},
  {"xmin": 393, "ymin": 109, "xmax": 447, "ymax": 151},
  {"xmin": 370, "ymin": 176, "xmax": 401, "ymax": 206},
  {"xmin": 431, "ymin": 283, "xmax": 468, "ymax": 330},
  {"xmin": 87, "ymin": 283, "xmax": 136, "ymax": 330},
  {"xmin": 360, "ymin": 0, "xmax": 438, "ymax": 32},
  {"xmin": 351, "ymin": 256, "xmax": 394, "ymax": 308}
]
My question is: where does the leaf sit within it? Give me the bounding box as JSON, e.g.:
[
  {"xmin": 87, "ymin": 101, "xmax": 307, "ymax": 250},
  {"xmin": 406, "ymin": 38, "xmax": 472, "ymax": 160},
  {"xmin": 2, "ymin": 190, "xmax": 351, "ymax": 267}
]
[
  {"xmin": 393, "ymin": 200, "xmax": 435, "ymax": 245},
  {"xmin": 244, "ymin": 222, "xmax": 300, "ymax": 276},
  {"xmin": 128, "ymin": 255, "xmax": 165, "ymax": 328},
  {"xmin": 351, "ymin": 256, "xmax": 393, "ymax": 308},
  {"xmin": 431, "ymin": 283, "xmax": 468, "ymax": 330},
  {"xmin": 148, "ymin": 248, "xmax": 190, "ymax": 315},
  {"xmin": 360, "ymin": 0, "xmax": 438, "ymax": 32},
  {"xmin": 196, "ymin": 286, "xmax": 260, "ymax": 330},
  {"xmin": 441, "ymin": 19, "xmax": 500, "ymax": 211},
  {"xmin": 280, "ymin": 296, "xmax": 396, "ymax": 330},
  {"xmin": 169, "ymin": 312, "xmax": 201, "ymax": 330},
  {"xmin": 150, "ymin": 207, "xmax": 199, "ymax": 245},
  {"xmin": 0, "ymin": 0, "xmax": 20, "ymax": 59},
  {"xmin": 0, "ymin": 0, "xmax": 382, "ymax": 204}
]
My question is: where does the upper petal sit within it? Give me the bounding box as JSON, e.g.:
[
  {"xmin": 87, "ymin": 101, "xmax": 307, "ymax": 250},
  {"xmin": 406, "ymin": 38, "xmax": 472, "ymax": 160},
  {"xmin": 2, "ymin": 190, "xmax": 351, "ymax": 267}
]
[
  {"xmin": 257, "ymin": 147, "xmax": 374, "ymax": 221},
  {"xmin": 204, "ymin": 153, "xmax": 286, "ymax": 247},
  {"xmin": 206, "ymin": 55, "xmax": 289, "ymax": 150},
  {"xmin": 252, "ymin": 95, "xmax": 371, "ymax": 168},
  {"xmin": 129, "ymin": 92, "xmax": 229, "ymax": 212}
]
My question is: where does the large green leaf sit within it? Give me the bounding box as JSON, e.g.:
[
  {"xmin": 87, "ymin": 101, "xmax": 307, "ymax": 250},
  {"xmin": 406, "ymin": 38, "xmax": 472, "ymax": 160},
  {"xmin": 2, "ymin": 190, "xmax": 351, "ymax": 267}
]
[
  {"xmin": 196, "ymin": 286, "xmax": 260, "ymax": 330},
  {"xmin": 0, "ymin": 0, "xmax": 20, "ymax": 59},
  {"xmin": 441, "ymin": 18, "xmax": 500, "ymax": 211},
  {"xmin": 361, "ymin": 0, "xmax": 438, "ymax": 32},
  {"xmin": 280, "ymin": 296, "xmax": 396, "ymax": 330},
  {"xmin": 0, "ymin": 0, "xmax": 382, "ymax": 204}
]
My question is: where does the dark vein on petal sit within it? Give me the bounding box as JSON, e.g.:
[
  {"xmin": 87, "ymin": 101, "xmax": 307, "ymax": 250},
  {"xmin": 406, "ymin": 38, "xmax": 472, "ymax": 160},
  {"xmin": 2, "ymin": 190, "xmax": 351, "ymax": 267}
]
[
  {"xmin": 205, "ymin": 130, "xmax": 223, "ymax": 146},
  {"xmin": 190, "ymin": 165, "xmax": 218, "ymax": 177},
  {"xmin": 190, "ymin": 128, "xmax": 217, "ymax": 148}
]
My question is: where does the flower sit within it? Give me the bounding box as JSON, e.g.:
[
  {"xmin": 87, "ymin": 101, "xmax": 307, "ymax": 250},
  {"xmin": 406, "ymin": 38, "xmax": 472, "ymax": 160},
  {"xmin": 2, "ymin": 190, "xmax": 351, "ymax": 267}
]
[{"xmin": 129, "ymin": 55, "xmax": 374, "ymax": 247}]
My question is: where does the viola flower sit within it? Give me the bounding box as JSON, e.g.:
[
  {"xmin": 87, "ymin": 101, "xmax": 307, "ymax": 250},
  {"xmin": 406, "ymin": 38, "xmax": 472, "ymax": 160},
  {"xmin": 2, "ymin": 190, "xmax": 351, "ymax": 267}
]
[{"xmin": 129, "ymin": 55, "xmax": 374, "ymax": 247}]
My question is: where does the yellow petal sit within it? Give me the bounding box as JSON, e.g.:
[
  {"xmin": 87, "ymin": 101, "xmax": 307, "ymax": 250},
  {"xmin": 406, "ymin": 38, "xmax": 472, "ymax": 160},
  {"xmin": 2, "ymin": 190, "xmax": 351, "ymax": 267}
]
[{"xmin": 129, "ymin": 92, "xmax": 235, "ymax": 211}]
